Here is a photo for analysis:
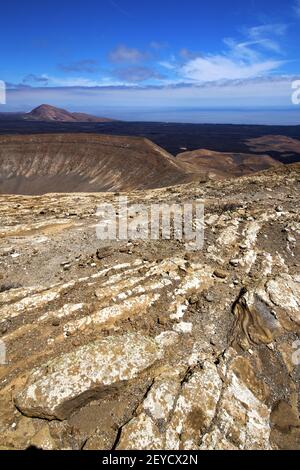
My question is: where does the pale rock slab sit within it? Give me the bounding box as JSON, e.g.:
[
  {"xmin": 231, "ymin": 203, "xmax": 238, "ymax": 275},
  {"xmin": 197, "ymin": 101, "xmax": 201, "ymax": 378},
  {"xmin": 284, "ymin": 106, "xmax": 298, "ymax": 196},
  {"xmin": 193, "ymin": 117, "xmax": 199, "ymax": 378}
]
[
  {"xmin": 117, "ymin": 368, "xmax": 183, "ymax": 450},
  {"xmin": 267, "ymin": 274, "xmax": 300, "ymax": 324},
  {"xmin": 117, "ymin": 413, "xmax": 164, "ymax": 450},
  {"xmin": 15, "ymin": 334, "xmax": 162, "ymax": 420},
  {"xmin": 200, "ymin": 357, "xmax": 271, "ymax": 450},
  {"xmin": 165, "ymin": 362, "xmax": 222, "ymax": 450}
]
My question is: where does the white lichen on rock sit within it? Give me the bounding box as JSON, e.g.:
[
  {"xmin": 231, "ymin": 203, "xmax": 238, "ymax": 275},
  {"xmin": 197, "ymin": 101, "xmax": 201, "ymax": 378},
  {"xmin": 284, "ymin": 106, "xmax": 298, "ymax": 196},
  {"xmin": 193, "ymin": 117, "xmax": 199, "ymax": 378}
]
[{"xmin": 15, "ymin": 334, "xmax": 162, "ymax": 420}]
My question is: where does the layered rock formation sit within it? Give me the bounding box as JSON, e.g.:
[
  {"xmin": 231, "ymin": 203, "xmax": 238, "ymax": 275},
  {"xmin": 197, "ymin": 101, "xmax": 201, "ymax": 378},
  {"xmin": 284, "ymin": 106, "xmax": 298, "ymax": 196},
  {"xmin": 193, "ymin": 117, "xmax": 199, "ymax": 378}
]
[{"xmin": 0, "ymin": 164, "xmax": 299, "ymax": 450}]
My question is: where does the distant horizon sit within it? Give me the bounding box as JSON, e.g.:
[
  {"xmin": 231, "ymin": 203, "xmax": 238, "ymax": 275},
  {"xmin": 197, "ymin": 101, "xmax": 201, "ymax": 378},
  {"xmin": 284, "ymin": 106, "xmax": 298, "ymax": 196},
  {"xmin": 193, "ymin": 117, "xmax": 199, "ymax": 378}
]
[
  {"xmin": 1, "ymin": 0, "xmax": 300, "ymax": 120},
  {"xmin": 2, "ymin": 103, "xmax": 300, "ymax": 127}
]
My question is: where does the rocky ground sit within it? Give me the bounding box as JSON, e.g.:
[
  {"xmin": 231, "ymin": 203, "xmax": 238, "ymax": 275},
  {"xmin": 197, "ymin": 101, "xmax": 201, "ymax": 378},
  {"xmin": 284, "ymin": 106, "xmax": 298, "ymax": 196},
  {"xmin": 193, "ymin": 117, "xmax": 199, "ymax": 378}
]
[{"xmin": 0, "ymin": 164, "xmax": 299, "ymax": 450}]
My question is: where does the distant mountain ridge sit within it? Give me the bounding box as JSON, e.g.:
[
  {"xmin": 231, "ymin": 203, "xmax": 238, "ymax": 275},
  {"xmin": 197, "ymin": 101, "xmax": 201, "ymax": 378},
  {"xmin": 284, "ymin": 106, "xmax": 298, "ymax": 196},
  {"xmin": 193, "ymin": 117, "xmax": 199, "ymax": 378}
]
[{"xmin": 24, "ymin": 104, "xmax": 115, "ymax": 123}]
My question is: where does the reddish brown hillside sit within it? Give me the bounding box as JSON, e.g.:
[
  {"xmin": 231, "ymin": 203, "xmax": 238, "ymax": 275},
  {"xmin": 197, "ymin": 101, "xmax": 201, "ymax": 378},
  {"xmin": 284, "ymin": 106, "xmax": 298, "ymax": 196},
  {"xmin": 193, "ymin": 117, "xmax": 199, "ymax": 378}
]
[
  {"xmin": 246, "ymin": 135, "xmax": 300, "ymax": 157},
  {"xmin": 0, "ymin": 133, "xmax": 189, "ymax": 194},
  {"xmin": 24, "ymin": 104, "xmax": 114, "ymax": 123},
  {"xmin": 176, "ymin": 148, "xmax": 282, "ymax": 179}
]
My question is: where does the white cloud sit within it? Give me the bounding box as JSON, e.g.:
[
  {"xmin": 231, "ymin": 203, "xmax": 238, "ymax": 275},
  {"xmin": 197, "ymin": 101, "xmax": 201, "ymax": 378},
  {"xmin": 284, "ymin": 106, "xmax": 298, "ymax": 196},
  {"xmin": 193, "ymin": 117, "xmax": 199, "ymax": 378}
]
[
  {"xmin": 245, "ymin": 23, "xmax": 287, "ymax": 53},
  {"xmin": 247, "ymin": 24, "xmax": 287, "ymax": 39},
  {"xmin": 24, "ymin": 74, "xmax": 133, "ymax": 88},
  {"xmin": 173, "ymin": 23, "xmax": 287, "ymax": 84},
  {"xmin": 180, "ymin": 56, "xmax": 283, "ymax": 82},
  {"xmin": 5, "ymin": 76, "xmax": 299, "ymax": 117},
  {"xmin": 228, "ymin": 37, "xmax": 282, "ymax": 56},
  {"xmin": 9, "ymin": 21, "xmax": 291, "ymax": 91},
  {"xmin": 159, "ymin": 61, "xmax": 176, "ymax": 70},
  {"xmin": 223, "ymin": 38, "xmax": 261, "ymax": 61}
]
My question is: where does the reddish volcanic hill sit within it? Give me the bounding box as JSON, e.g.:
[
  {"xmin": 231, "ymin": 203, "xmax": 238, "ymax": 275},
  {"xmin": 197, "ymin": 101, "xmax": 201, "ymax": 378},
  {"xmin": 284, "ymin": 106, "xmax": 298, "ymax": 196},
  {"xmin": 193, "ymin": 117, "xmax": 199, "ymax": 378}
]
[
  {"xmin": 24, "ymin": 104, "xmax": 114, "ymax": 123},
  {"xmin": 176, "ymin": 148, "xmax": 282, "ymax": 179},
  {"xmin": 0, "ymin": 133, "xmax": 189, "ymax": 194},
  {"xmin": 246, "ymin": 135, "xmax": 300, "ymax": 158}
]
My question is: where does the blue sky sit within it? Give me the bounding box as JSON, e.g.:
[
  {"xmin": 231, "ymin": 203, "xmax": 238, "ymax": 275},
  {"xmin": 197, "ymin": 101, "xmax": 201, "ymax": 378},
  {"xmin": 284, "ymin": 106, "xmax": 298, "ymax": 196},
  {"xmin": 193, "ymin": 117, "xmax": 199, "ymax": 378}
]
[{"xmin": 1, "ymin": 0, "xmax": 300, "ymax": 119}]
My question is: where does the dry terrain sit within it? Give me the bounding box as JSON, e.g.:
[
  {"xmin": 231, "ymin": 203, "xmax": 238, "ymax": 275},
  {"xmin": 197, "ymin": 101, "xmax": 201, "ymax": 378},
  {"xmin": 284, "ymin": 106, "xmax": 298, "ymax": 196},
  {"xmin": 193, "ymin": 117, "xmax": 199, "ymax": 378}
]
[
  {"xmin": 0, "ymin": 133, "xmax": 290, "ymax": 195},
  {"xmin": 176, "ymin": 148, "xmax": 281, "ymax": 179},
  {"xmin": 0, "ymin": 163, "xmax": 299, "ymax": 450},
  {"xmin": 21, "ymin": 104, "xmax": 113, "ymax": 123},
  {"xmin": 246, "ymin": 135, "xmax": 300, "ymax": 158},
  {"xmin": 0, "ymin": 134, "xmax": 189, "ymax": 194}
]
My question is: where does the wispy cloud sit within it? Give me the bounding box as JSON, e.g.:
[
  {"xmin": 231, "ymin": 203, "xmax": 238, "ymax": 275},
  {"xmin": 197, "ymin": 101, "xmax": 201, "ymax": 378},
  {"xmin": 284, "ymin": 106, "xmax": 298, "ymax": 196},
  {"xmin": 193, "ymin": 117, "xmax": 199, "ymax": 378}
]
[
  {"xmin": 180, "ymin": 56, "xmax": 283, "ymax": 82},
  {"xmin": 23, "ymin": 74, "xmax": 49, "ymax": 85},
  {"xmin": 179, "ymin": 48, "xmax": 201, "ymax": 60},
  {"xmin": 20, "ymin": 74, "xmax": 132, "ymax": 88},
  {"xmin": 159, "ymin": 61, "xmax": 176, "ymax": 70},
  {"xmin": 11, "ymin": 21, "xmax": 291, "ymax": 91},
  {"xmin": 108, "ymin": 0, "xmax": 132, "ymax": 18},
  {"xmin": 247, "ymin": 23, "xmax": 287, "ymax": 39},
  {"xmin": 246, "ymin": 23, "xmax": 287, "ymax": 53},
  {"xmin": 113, "ymin": 66, "xmax": 163, "ymax": 82},
  {"xmin": 150, "ymin": 41, "xmax": 168, "ymax": 50},
  {"xmin": 58, "ymin": 60, "xmax": 99, "ymax": 73},
  {"xmin": 109, "ymin": 45, "xmax": 147, "ymax": 63},
  {"xmin": 172, "ymin": 23, "xmax": 287, "ymax": 84}
]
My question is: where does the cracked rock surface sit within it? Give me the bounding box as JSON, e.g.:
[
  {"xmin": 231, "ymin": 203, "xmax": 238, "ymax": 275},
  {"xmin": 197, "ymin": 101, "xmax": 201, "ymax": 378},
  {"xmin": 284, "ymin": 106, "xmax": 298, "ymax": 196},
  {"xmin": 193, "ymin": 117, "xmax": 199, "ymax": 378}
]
[{"xmin": 0, "ymin": 163, "xmax": 299, "ymax": 450}]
